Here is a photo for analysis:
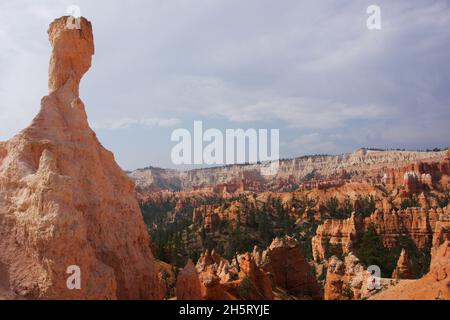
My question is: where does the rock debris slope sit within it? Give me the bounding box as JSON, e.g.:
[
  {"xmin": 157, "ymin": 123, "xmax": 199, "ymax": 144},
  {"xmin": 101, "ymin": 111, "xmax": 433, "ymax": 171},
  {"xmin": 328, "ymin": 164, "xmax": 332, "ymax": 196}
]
[{"xmin": 0, "ymin": 16, "xmax": 164, "ymax": 299}]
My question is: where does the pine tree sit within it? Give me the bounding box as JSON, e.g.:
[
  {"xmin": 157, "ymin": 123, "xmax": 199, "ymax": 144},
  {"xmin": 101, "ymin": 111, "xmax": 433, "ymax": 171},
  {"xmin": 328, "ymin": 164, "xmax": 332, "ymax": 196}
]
[{"xmin": 357, "ymin": 225, "xmax": 395, "ymax": 277}]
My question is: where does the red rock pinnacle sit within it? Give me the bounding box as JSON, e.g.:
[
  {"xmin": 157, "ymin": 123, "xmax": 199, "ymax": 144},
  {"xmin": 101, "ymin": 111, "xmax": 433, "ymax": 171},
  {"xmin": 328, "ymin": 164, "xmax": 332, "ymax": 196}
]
[{"xmin": 0, "ymin": 17, "xmax": 164, "ymax": 299}]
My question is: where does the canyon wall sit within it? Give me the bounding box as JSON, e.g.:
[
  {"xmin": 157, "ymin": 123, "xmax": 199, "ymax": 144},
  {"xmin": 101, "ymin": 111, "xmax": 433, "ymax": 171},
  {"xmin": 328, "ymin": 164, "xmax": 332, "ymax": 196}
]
[
  {"xmin": 129, "ymin": 148, "xmax": 448, "ymax": 192},
  {"xmin": 312, "ymin": 207, "xmax": 449, "ymax": 262},
  {"xmin": 371, "ymin": 235, "xmax": 449, "ymax": 300}
]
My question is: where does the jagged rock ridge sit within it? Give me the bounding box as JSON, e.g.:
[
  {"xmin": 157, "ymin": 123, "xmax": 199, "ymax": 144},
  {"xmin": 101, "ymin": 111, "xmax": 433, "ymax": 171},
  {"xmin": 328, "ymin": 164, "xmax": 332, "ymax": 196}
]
[
  {"xmin": 176, "ymin": 237, "xmax": 320, "ymax": 300},
  {"xmin": 129, "ymin": 149, "xmax": 447, "ymax": 193}
]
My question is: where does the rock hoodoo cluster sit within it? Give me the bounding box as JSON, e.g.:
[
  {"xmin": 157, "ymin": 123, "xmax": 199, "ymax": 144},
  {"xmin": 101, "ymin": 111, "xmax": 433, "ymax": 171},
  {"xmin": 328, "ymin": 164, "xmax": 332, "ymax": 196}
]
[
  {"xmin": 0, "ymin": 16, "xmax": 164, "ymax": 299},
  {"xmin": 176, "ymin": 237, "xmax": 320, "ymax": 300},
  {"xmin": 139, "ymin": 147, "xmax": 449, "ymax": 300},
  {"xmin": 323, "ymin": 253, "xmax": 374, "ymax": 300},
  {"xmin": 256, "ymin": 237, "xmax": 321, "ymax": 299},
  {"xmin": 176, "ymin": 249, "xmax": 268, "ymax": 300},
  {"xmin": 312, "ymin": 207, "xmax": 450, "ymax": 262}
]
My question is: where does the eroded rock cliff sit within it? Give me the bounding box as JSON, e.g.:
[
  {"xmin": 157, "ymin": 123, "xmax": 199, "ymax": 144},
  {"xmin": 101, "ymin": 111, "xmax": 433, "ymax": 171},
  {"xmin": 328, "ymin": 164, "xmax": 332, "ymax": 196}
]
[
  {"xmin": 312, "ymin": 207, "xmax": 449, "ymax": 262},
  {"xmin": 371, "ymin": 237, "xmax": 449, "ymax": 300},
  {"xmin": 130, "ymin": 148, "xmax": 448, "ymax": 193},
  {"xmin": 175, "ymin": 237, "xmax": 320, "ymax": 300},
  {"xmin": 256, "ymin": 237, "xmax": 321, "ymax": 299}
]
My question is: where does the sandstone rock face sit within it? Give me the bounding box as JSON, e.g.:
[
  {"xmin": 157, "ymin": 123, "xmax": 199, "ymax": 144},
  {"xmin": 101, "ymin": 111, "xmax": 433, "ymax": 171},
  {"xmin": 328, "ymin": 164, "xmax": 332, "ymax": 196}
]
[
  {"xmin": 48, "ymin": 17, "xmax": 94, "ymax": 96},
  {"xmin": 370, "ymin": 219, "xmax": 449, "ymax": 300},
  {"xmin": 156, "ymin": 260, "xmax": 176, "ymax": 298},
  {"xmin": 129, "ymin": 149, "xmax": 448, "ymax": 192},
  {"xmin": 312, "ymin": 207, "xmax": 449, "ymax": 262},
  {"xmin": 198, "ymin": 267, "xmax": 237, "ymax": 300},
  {"xmin": 367, "ymin": 207, "xmax": 440, "ymax": 249},
  {"xmin": 0, "ymin": 16, "xmax": 164, "ymax": 299},
  {"xmin": 257, "ymin": 237, "xmax": 321, "ymax": 299},
  {"xmin": 236, "ymin": 252, "xmax": 274, "ymax": 300},
  {"xmin": 324, "ymin": 253, "xmax": 374, "ymax": 300},
  {"xmin": 175, "ymin": 238, "xmax": 321, "ymax": 300},
  {"xmin": 372, "ymin": 240, "xmax": 449, "ymax": 300},
  {"xmin": 196, "ymin": 250, "xmax": 272, "ymax": 300},
  {"xmin": 429, "ymin": 239, "xmax": 449, "ymax": 287},
  {"xmin": 193, "ymin": 205, "xmax": 221, "ymax": 233},
  {"xmin": 176, "ymin": 260, "xmax": 202, "ymax": 300},
  {"xmin": 196, "ymin": 250, "xmax": 224, "ymax": 273},
  {"xmin": 312, "ymin": 213, "xmax": 362, "ymax": 262},
  {"xmin": 392, "ymin": 249, "xmax": 414, "ymax": 279},
  {"xmin": 176, "ymin": 252, "xmax": 236, "ymax": 300}
]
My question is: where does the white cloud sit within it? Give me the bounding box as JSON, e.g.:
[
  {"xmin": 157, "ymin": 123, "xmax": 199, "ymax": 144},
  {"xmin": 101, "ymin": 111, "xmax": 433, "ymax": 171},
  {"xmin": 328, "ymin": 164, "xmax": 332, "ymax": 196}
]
[
  {"xmin": 222, "ymin": 98, "xmax": 385, "ymax": 128},
  {"xmin": 1, "ymin": 0, "xmax": 449, "ymax": 168},
  {"xmin": 166, "ymin": 75, "xmax": 386, "ymax": 128}
]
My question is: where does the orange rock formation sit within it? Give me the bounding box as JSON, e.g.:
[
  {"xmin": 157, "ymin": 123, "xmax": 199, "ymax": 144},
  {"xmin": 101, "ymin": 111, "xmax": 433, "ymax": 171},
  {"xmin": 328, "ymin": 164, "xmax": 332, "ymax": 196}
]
[
  {"xmin": 0, "ymin": 16, "xmax": 164, "ymax": 299},
  {"xmin": 392, "ymin": 249, "xmax": 414, "ymax": 279},
  {"xmin": 312, "ymin": 207, "xmax": 449, "ymax": 262},
  {"xmin": 175, "ymin": 237, "xmax": 320, "ymax": 300},
  {"xmin": 256, "ymin": 237, "xmax": 321, "ymax": 299},
  {"xmin": 323, "ymin": 253, "xmax": 373, "ymax": 300},
  {"xmin": 176, "ymin": 260, "xmax": 202, "ymax": 300}
]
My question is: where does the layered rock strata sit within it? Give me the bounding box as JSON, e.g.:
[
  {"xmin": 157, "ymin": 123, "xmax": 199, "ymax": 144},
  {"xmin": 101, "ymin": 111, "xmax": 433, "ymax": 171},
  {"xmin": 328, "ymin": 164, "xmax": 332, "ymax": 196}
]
[{"xmin": 312, "ymin": 207, "xmax": 449, "ymax": 262}]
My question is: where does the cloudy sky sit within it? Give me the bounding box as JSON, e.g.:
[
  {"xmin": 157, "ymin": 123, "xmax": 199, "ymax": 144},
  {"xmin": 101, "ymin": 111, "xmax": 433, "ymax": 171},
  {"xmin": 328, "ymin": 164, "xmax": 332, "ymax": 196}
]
[{"xmin": 1, "ymin": 0, "xmax": 449, "ymax": 170}]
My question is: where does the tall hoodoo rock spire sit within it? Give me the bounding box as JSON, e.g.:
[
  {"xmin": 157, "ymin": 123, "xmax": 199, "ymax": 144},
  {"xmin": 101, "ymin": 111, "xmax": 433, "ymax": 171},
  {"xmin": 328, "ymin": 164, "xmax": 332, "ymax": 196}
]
[
  {"xmin": 0, "ymin": 17, "xmax": 164, "ymax": 299},
  {"xmin": 48, "ymin": 16, "xmax": 94, "ymax": 96}
]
